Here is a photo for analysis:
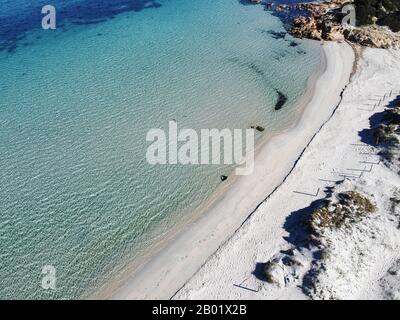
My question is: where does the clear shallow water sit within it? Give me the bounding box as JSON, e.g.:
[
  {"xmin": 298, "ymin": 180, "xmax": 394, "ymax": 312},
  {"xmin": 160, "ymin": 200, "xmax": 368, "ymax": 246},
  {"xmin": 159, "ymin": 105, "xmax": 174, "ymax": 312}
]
[{"xmin": 0, "ymin": 0, "xmax": 320, "ymax": 299}]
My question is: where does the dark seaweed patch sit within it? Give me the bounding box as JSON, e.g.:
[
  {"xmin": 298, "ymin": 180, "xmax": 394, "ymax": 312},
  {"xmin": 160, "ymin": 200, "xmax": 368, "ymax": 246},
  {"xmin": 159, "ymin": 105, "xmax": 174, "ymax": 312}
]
[
  {"xmin": 274, "ymin": 90, "xmax": 288, "ymax": 110},
  {"xmin": 260, "ymin": 29, "xmax": 287, "ymax": 40},
  {"xmin": 245, "ymin": 62, "xmax": 266, "ymax": 77},
  {"xmin": 0, "ymin": 0, "xmax": 163, "ymax": 54},
  {"xmin": 227, "ymin": 58, "xmax": 267, "ymax": 79}
]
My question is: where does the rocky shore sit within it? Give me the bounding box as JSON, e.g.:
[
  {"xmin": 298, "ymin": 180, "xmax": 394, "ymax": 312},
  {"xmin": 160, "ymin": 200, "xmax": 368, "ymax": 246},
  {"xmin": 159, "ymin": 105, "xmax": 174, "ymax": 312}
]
[{"xmin": 257, "ymin": 0, "xmax": 400, "ymax": 48}]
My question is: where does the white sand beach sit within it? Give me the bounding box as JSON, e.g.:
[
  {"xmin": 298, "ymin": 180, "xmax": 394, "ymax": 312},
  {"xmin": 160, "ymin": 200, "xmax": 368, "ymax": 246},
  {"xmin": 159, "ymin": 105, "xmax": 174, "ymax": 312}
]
[
  {"xmin": 106, "ymin": 41, "xmax": 358, "ymax": 300},
  {"xmin": 175, "ymin": 47, "xmax": 400, "ymax": 300}
]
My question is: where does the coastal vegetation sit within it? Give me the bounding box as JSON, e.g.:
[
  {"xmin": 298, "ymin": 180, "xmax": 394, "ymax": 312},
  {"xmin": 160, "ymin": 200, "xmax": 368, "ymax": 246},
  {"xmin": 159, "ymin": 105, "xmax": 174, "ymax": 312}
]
[
  {"xmin": 355, "ymin": 0, "xmax": 400, "ymax": 31},
  {"xmin": 370, "ymin": 98, "xmax": 400, "ymax": 172},
  {"xmin": 310, "ymin": 191, "xmax": 376, "ymax": 233},
  {"xmin": 263, "ymin": 188, "xmax": 378, "ymax": 292},
  {"xmin": 258, "ymin": 0, "xmax": 400, "ymax": 48}
]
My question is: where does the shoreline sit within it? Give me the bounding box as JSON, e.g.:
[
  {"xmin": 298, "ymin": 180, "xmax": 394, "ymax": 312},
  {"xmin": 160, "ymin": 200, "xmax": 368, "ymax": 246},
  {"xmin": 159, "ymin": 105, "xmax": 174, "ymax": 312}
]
[
  {"xmin": 175, "ymin": 47, "xmax": 400, "ymax": 300},
  {"xmin": 93, "ymin": 41, "xmax": 354, "ymax": 300}
]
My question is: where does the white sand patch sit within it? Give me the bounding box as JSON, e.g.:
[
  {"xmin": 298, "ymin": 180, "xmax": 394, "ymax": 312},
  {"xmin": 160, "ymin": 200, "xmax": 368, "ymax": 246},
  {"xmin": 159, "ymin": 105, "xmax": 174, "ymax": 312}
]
[{"xmin": 174, "ymin": 47, "xmax": 400, "ymax": 300}]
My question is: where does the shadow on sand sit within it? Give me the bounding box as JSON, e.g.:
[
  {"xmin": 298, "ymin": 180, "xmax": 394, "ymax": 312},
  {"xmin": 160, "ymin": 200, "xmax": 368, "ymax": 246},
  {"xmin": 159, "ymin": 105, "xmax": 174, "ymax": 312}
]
[{"xmin": 358, "ymin": 95, "xmax": 400, "ymax": 145}]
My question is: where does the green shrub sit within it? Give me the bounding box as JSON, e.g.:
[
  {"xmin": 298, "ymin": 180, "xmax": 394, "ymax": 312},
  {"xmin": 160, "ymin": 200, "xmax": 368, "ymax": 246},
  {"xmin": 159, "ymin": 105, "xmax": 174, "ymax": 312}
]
[{"xmin": 355, "ymin": 0, "xmax": 400, "ymax": 30}]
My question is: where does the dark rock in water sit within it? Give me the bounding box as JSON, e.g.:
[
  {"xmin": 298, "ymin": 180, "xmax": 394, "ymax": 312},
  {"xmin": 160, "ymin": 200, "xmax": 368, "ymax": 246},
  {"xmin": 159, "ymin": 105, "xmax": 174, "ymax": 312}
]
[
  {"xmin": 289, "ymin": 41, "xmax": 299, "ymax": 47},
  {"xmin": 220, "ymin": 175, "xmax": 228, "ymax": 182},
  {"xmin": 265, "ymin": 30, "xmax": 287, "ymax": 39},
  {"xmin": 251, "ymin": 125, "xmax": 265, "ymax": 132},
  {"xmin": 274, "ymin": 90, "xmax": 288, "ymax": 110}
]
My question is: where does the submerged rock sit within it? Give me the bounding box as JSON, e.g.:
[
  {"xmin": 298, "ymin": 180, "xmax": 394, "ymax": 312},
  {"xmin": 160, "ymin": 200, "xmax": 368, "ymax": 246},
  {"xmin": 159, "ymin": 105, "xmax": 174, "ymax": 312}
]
[
  {"xmin": 265, "ymin": 30, "xmax": 287, "ymax": 40},
  {"xmin": 251, "ymin": 125, "xmax": 265, "ymax": 132},
  {"xmin": 274, "ymin": 90, "xmax": 288, "ymax": 110}
]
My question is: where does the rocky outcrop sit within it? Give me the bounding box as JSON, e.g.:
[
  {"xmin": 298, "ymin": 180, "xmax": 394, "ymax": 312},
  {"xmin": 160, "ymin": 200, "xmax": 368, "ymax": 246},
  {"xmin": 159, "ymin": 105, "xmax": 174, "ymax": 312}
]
[
  {"xmin": 344, "ymin": 26, "xmax": 400, "ymax": 48},
  {"xmin": 290, "ymin": 12, "xmax": 348, "ymax": 41},
  {"xmin": 264, "ymin": 249, "xmax": 307, "ymax": 287},
  {"xmin": 263, "ymin": 0, "xmax": 348, "ymax": 14},
  {"xmin": 251, "ymin": 125, "xmax": 265, "ymax": 132},
  {"xmin": 263, "ymin": 186, "xmax": 377, "ymax": 292},
  {"xmin": 275, "ymin": 90, "xmax": 288, "ymax": 110},
  {"xmin": 261, "ymin": 0, "xmax": 400, "ymax": 48},
  {"xmin": 289, "ymin": 15, "xmax": 346, "ymax": 41}
]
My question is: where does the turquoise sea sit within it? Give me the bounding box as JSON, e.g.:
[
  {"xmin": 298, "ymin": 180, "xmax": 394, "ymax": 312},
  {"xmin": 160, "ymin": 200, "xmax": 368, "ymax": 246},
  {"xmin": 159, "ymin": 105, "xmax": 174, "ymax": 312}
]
[{"xmin": 0, "ymin": 0, "xmax": 321, "ymax": 299}]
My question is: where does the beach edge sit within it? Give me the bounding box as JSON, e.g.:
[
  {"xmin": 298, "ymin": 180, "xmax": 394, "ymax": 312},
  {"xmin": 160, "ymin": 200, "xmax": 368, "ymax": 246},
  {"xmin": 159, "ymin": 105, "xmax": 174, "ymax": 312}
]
[{"xmin": 94, "ymin": 41, "xmax": 355, "ymax": 300}]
